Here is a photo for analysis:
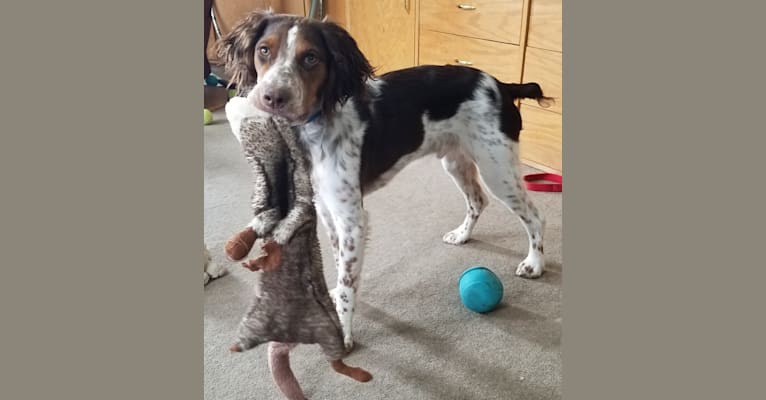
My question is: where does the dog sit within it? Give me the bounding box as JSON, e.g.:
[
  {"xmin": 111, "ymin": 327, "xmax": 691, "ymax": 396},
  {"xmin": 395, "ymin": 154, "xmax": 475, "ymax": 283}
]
[{"xmin": 217, "ymin": 11, "xmax": 552, "ymax": 350}]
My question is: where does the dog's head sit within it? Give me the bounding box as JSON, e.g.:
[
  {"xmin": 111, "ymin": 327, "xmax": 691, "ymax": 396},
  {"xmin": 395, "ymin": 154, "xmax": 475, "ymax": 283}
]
[{"xmin": 216, "ymin": 11, "xmax": 373, "ymax": 123}]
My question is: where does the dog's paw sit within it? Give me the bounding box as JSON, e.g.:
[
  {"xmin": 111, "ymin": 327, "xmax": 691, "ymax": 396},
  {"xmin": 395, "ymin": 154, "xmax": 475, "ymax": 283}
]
[
  {"xmin": 442, "ymin": 228, "xmax": 470, "ymax": 245},
  {"xmin": 204, "ymin": 272, "xmax": 211, "ymax": 286},
  {"xmin": 515, "ymin": 253, "xmax": 544, "ymax": 278},
  {"xmin": 344, "ymin": 336, "xmax": 355, "ymax": 353}
]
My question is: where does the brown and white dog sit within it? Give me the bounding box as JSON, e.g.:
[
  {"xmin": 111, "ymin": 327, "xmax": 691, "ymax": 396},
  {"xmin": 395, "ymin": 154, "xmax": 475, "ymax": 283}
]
[{"xmin": 218, "ymin": 11, "xmax": 552, "ymax": 350}]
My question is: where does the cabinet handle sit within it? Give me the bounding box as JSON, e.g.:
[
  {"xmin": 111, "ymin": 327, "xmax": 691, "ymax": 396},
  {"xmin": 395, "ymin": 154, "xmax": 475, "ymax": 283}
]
[
  {"xmin": 454, "ymin": 59, "xmax": 473, "ymax": 66},
  {"xmin": 457, "ymin": 4, "xmax": 477, "ymax": 11},
  {"xmin": 404, "ymin": 0, "xmax": 410, "ymax": 13}
]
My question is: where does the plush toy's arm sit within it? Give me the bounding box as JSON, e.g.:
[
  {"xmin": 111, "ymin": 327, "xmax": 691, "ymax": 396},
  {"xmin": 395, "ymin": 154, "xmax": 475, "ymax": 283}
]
[
  {"xmin": 247, "ymin": 158, "xmax": 280, "ymax": 237},
  {"xmin": 270, "ymin": 127, "xmax": 315, "ymax": 246},
  {"xmin": 270, "ymin": 199, "xmax": 313, "ymax": 245},
  {"xmin": 247, "ymin": 210, "xmax": 279, "ymax": 237}
]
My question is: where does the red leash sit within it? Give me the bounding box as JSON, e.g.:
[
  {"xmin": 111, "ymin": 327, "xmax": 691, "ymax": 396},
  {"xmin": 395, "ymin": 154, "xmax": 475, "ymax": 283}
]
[{"xmin": 524, "ymin": 173, "xmax": 563, "ymax": 192}]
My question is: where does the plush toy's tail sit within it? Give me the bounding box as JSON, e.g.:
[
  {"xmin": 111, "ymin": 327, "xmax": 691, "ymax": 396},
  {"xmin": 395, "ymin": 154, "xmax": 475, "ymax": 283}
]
[{"xmin": 268, "ymin": 342, "xmax": 306, "ymax": 400}]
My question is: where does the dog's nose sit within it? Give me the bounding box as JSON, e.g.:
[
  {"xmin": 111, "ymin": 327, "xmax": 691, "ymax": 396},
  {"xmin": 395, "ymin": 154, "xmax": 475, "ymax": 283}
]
[{"xmin": 262, "ymin": 89, "xmax": 291, "ymax": 110}]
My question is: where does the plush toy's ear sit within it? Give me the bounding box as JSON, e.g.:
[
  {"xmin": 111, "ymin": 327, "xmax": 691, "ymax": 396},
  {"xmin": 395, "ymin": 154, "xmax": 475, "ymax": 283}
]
[
  {"xmin": 215, "ymin": 11, "xmax": 273, "ymax": 92},
  {"xmin": 317, "ymin": 21, "xmax": 374, "ymax": 116}
]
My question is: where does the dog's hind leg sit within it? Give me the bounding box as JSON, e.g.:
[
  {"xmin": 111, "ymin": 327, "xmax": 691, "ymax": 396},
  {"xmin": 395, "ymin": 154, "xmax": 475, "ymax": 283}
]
[
  {"xmin": 440, "ymin": 150, "xmax": 489, "ymax": 245},
  {"xmin": 471, "ymin": 135, "xmax": 546, "ymax": 278}
]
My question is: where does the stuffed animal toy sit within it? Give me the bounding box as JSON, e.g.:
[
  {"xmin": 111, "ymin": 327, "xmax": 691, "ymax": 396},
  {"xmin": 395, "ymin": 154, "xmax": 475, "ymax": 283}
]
[
  {"xmin": 224, "ymin": 97, "xmax": 372, "ymax": 400},
  {"xmin": 204, "ymin": 243, "xmax": 225, "ymax": 286}
]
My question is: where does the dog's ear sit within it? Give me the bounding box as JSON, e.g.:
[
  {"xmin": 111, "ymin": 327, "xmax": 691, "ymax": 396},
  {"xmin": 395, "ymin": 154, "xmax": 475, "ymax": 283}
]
[
  {"xmin": 318, "ymin": 22, "xmax": 374, "ymax": 115},
  {"xmin": 215, "ymin": 11, "xmax": 272, "ymax": 92}
]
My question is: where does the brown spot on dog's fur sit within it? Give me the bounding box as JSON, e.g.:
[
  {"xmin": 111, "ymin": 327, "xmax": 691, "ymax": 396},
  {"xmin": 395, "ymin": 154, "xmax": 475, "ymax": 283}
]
[
  {"xmin": 344, "ymin": 237, "xmax": 355, "ymax": 252},
  {"xmin": 344, "ymin": 257, "xmax": 358, "ymax": 272}
]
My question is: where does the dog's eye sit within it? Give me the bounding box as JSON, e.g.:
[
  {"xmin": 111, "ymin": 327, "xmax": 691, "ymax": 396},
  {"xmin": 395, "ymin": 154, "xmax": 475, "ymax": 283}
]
[
  {"xmin": 258, "ymin": 46, "xmax": 270, "ymax": 56},
  {"xmin": 303, "ymin": 54, "xmax": 318, "ymax": 66}
]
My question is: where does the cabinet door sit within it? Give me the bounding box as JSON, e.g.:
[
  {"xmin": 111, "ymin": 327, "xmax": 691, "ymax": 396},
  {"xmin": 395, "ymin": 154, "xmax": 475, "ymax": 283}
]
[
  {"xmin": 348, "ymin": 0, "xmax": 417, "ymax": 74},
  {"xmin": 527, "ymin": 0, "xmax": 562, "ymax": 52},
  {"xmin": 521, "ymin": 46, "xmax": 562, "ymax": 114},
  {"xmin": 519, "ymin": 104, "xmax": 562, "ymax": 173}
]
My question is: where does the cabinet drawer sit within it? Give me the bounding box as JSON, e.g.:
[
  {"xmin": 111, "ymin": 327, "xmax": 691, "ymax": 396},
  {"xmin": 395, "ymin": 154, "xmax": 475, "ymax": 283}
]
[
  {"xmin": 519, "ymin": 104, "xmax": 562, "ymax": 173},
  {"xmin": 419, "ymin": 30, "xmax": 521, "ymax": 83},
  {"xmin": 521, "ymin": 47, "xmax": 562, "ymax": 114},
  {"xmin": 527, "ymin": 0, "xmax": 562, "ymax": 52},
  {"xmin": 420, "ymin": 0, "xmax": 524, "ymax": 44}
]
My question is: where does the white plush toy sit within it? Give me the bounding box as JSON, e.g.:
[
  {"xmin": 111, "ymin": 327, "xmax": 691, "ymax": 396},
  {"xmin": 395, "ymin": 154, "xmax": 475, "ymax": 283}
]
[{"xmin": 204, "ymin": 243, "xmax": 225, "ymax": 286}]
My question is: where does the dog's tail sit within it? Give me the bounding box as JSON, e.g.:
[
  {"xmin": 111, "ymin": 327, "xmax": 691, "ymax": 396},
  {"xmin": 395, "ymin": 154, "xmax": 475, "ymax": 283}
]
[{"xmin": 502, "ymin": 82, "xmax": 555, "ymax": 108}]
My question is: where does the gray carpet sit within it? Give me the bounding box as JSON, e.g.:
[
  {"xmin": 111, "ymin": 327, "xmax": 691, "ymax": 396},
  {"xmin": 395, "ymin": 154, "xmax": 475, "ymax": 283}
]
[{"xmin": 204, "ymin": 108, "xmax": 562, "ymax": 400}]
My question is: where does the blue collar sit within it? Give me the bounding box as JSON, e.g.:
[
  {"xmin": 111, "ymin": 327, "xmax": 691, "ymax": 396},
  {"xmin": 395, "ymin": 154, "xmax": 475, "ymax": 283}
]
[{"xmin": 304, "ymin": 110, "xmax": 322, "ymax": 124}]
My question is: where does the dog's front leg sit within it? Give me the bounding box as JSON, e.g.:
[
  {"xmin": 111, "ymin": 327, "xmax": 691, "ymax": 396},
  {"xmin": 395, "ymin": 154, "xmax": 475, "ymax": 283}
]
[
  {"xmin": 316, "ymin": 198, "xmax": 340, "ymax": 267},
  {"xmin": 325, "ymin": 194, "xmax": 367, "ymax": 352}
]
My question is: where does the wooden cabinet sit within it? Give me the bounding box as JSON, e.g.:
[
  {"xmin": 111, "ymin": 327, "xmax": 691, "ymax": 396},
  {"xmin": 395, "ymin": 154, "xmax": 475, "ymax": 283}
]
[
  {"xmin": 420, "ymin": 0, "xmax": 524, "ymax": 44},
  {"xmin": 419, "ymin": 30, "xmax": 521, "ymax": 83},
  {"xmin": 521, "ymin": 46, "xmax": 562, "ymax": 114},
  {"xmin": 419, "ymin": 0, "xmax": 525, "ymax": 84},
  {"xmin": 519, "ymin": 104, "xmax": 562, "ymax": 172},
  {"xmin": 526, "ymin": 0, "xmax": 562, "ymax": 52},
  {"xmin": 416, "ymin": 0, "xmax": 565, "ymax": 172},
  {"xmin": 347, "ymin": 1, "xmax": 417, "ymax": 75},
  {"xmin": 336, "ymin": 0, "xmax": 562, "ymax": 172},
  {"xmin": 519, "ymin": 0, "xmax": 562, "ymax": 173}
]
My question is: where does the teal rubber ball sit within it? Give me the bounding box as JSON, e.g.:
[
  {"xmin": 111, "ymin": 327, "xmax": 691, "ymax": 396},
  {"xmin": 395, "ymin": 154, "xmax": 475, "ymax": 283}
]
[
  {"xmin": 205, "ymin": 74, "xmax": 220, "ymax": 86},
  {"xmin": 459, "ymin": 266, "xmax": 504, "ymax": 313}
]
